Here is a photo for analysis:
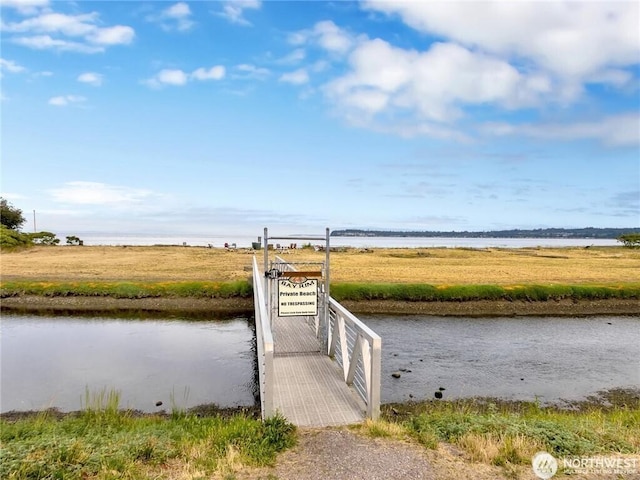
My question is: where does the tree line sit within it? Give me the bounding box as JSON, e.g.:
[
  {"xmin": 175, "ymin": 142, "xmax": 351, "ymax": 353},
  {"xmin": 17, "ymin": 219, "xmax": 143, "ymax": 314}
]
[
  {"xmin": 332, "ymin": 227, "xmax": 639, "ymax": 240},
  {"xmin": 1, "ymin": 198, "xmax": 82, "ymax": 248}
]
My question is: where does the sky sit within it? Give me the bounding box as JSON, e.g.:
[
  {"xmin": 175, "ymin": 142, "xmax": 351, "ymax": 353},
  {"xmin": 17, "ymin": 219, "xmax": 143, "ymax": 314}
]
[{"xmin": 1, "ymin": 0, "xmax": 639, "ymax": 238}]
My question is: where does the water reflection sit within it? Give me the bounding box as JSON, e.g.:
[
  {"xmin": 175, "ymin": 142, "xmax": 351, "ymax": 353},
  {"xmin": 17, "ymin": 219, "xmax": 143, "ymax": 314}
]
[
  {"xmin": 362, "ymin": 315, "xmax": 640, "ymax": 405},
  {"xmin": 0, "ymin": 315, "xmax": 256, "ymax": 413}
]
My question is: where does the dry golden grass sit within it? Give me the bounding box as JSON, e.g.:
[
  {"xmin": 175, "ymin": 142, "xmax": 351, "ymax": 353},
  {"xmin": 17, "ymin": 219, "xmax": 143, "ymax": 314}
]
[{"xmin": 1, "ymin": 245, "xmax": 639, "ymax": 285}]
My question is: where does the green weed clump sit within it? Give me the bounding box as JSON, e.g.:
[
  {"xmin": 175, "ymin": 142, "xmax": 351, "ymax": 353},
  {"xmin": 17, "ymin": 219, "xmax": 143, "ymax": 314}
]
[{"xmin": 0, "ymin": 401, "xmax": 295, "ymax": 480}]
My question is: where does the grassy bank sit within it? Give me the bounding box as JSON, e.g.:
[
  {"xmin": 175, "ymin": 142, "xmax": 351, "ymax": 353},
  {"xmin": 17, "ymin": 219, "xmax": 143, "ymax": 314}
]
[
  {"xmin": 361, "ymin": 394, "xmax": 640, "ymax": 477},
  {"xmin": 0, "ymin": 280, "xmax": 253, "ymax": 299},
  {"xmin": 0, "ymin": 394, "xmax": 295, "ymax": 480},
  {"xmin": 3, "ymin": 395, "xmax": 638, "ymax": 480},
  {"xmin": 2, "ymin": 279, "xmax": 639, "ymax": 303},
  {"xmin": 331, "ymin": 282, "xmax": 640, "ymax": 302}
]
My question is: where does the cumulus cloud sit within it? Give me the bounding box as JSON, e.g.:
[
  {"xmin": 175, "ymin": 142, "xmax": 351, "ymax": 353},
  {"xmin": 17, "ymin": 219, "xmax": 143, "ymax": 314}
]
[
  {"xmin": 144, "ymin": 65, "xmax": 226, "ymax": 88},
  {"xmin": 363, "ymin": 1, "xmax": 639, "ymax": 82},
  {"xmin": 0, "ymin": 58, "xmax": 26, "ymax": 76},
  {"xmin": 233, "ymin": 64, "xmax": 270, "ymax": 80},
  {"xmin": 290, "ymin": 20, "xmax": 356, "ymax": 55},
  {"xmin": 279, "ymin": 68, "xmax": 309, "ymax": 85},
  {"xmin": 285, "ymin": 7, "xmax": 638, "ymax": 144},
  {"xmin": 3, "ymin": 10, "xmax": 134, "ymax": 53},
  {"xmin": 192, "ymin": 65, "xmax": 226, "ymax": 81},
  {"xmin": 48, "ymin": 95, "xmax": 86, "ymax": 106},
  {"xmin": 77, "ymin": 72, "xmax": 102, "ymax": 86},
  {"xmin": 147, "ymin": 2, "xmax": 195, "ymax": 32},
  {"xmin": 217, "ymin": 0, "xmax": 261, "ymax": 26},
  {"xmin": 156, "ymin": 69, "xmax": 188, "ymax": 86},
  {"xmin": 325, "ymin": 38, "xmax": 552, "ymax": 126},
  {"xmin": 49, "ymin": 181, "xmax": 156, "ymax": 206},
  {"xmin": 0, "ymin": 0, "xmax": 49, "ymax": 15}
]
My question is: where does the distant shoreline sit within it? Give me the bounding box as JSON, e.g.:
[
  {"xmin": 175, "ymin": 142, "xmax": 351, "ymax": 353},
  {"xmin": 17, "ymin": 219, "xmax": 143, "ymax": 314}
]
[{"xmin": 331, "ymin": 227, "xmax": 638, "ymax": 239}]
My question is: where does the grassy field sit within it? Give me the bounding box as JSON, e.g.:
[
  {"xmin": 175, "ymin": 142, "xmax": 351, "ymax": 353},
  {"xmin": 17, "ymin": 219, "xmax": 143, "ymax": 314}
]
[{"xmin": 2, "ymin": 244, "xmax": 639, "ymax": 285}]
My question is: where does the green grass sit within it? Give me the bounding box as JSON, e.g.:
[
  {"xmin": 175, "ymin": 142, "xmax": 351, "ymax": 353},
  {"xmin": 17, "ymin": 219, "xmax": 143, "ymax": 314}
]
[
  {"xmin": 330, "ymin": 282, "xmax": 640, "ymax": 302},
  {"xmin": 2, "ymin": 280, "xmax": 639, "ymax": 303},
  {"xmin": 373, "ymin": 398, "xmax": 640, "ymax": 471},
  {"xmin": 0, "ymin": 393, "xmax": 295, "ymax": 480},
  {"xmin": 0, "ymin": 280, "xmax": 253, "ymax": 299}
]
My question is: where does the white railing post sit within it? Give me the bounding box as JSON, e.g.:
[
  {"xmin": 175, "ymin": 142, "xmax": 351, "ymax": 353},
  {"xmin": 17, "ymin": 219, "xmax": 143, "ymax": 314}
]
[
  {"xmin": 328, "ymin": 298, "xmax": 381, "ymax": 420},
  {"xmin": 253, "ymin": 256, "xmax": 274, "ymax": 419}
]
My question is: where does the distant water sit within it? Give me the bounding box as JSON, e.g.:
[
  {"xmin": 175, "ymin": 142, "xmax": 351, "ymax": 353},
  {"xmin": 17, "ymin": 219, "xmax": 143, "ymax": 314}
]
[{"xmin": 73, "ymin": 233, "xmax": 619, "ymax": 249}]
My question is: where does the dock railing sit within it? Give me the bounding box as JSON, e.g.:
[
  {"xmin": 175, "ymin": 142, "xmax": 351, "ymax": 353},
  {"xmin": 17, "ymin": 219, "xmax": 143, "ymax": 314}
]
[
  {"xmin": 272, "ymin": 256, "xmax": 381, "ymax": 420},
  {"xmin": 328, "ymin": 298, "xmax": 381, "ymax": 420},
  {"xmin": 252, "ymin": 256, "xmax": 274, "ymax": 419}
]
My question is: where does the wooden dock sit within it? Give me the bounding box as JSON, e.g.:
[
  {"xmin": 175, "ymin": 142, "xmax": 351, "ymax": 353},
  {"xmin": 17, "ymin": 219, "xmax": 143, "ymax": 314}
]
[{"xmin": 272, "ymin": 315, "xmax": 366, "ymax": 427}]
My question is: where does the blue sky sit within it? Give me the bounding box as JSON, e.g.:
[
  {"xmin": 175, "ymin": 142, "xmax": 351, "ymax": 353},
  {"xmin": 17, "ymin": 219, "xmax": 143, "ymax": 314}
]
[{"xmin": 1, "ymin": 0, "xmax": 639, "ymax": 237}]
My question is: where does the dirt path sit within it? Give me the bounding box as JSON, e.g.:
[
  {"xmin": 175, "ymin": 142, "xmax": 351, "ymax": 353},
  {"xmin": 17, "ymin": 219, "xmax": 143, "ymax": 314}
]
[
  {"xmin": 242, "ymin": 428, "xmax": 519, "ymax": 480},
  {"xmin": 242, "ymin": 428, "xmax": 639, "ymax": 480}
]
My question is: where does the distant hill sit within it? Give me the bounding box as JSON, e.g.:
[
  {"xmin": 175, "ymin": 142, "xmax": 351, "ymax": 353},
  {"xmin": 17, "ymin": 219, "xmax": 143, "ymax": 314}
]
[{"xmin": 331, "ymin": 228, "xmax": 639, "ymax": 239}]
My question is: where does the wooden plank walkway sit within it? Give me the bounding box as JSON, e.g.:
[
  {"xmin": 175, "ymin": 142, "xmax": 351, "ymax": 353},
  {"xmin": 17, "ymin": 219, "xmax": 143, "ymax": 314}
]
[{"xmin": 272, "ymin": 315, "xmax": 366, "ymax": 427}]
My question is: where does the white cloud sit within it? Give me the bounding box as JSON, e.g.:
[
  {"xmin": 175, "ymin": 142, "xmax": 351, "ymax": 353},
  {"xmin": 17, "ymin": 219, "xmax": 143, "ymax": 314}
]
[
  {"xmin": 480, "ymin": 113, "xmax": 640, "ymax": 147},
  {"xmin": 48, "ymin": 95, "xmax": 86, "ymax": 106},
  {"xmin": 147, "ymin": 2, "xmax": 195, "ymax": 32},
  {"xmin": 77, "ymin": 72, "xmax": 103, "ymax": 86},
  {"xmin": 49, "ymin": 181, "xmax": 155, "ymax": 206},
  {"xmin": 291, "ymin": 20, "xmax": 356, "ymax": 55},
  {"xmin": 232, "ymin": 64, "xmax": 269, "ymax": 80},
  {"xmin": 88, "ymin": 25, "xmax": 134, "ymax": 45},
  {"xmin": 12, "ymin": 34, "xmax": 103, "ymax": 53},
  {"xmin": 217, "ymin": 0, "xmax": 261, "ymax": 26},
  {"xmin": 4, "ymin": 10, "xmax": 134, "ymax": 53},
  {"xmin": 313, "ymin": 20, "xmax": 354, "ymax": 54},
  {"xmin": 277, "ymin": 48, "xmax": 306, "ymax": 65},
  {"xmin": 0, "ymin": 0, "xmax": 49, "ymax": 15},
  {"xmin": 363, "ymin": 1, "xmax": 639, "ymax": 82},
  {"xmin": 325, "ymin": 39, "xmax": 552, "ymax": 125},
  {"xmin": 156, "ymin": 69, "xmax": 188, "ymax": 86},
  {"xmin": 279, "ymin": 68, "xmax": 309, "ymax": 85},
  {"xmin": 0, "ymin": 58, "xmax": 26, "ymax": 74},
  {"xmin": 192, "ymin": 65, "xmax": 226, "ymax": 81},
  {"xmin": 144, "ymin": 65, "xmax": 225, "ymax": 88}
]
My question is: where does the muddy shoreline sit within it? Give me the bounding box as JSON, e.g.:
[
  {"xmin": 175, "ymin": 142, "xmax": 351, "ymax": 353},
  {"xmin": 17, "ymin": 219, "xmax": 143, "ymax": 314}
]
[{"xmin": 1, "ymin": 295, "xmax": 638, "ymax": 317}]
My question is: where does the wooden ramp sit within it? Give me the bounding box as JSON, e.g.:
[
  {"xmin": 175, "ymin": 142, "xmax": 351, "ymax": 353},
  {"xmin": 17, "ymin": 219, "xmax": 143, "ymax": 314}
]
[{"xmin": 272, "ymin": 315, "xmax": 366, "ymax": 427}]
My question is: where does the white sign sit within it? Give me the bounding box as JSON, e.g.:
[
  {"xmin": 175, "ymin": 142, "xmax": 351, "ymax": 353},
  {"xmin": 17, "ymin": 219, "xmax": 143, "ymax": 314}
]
[{"xmin": 278, "ymin": 278, "xmax": 318, "ymax": 317}]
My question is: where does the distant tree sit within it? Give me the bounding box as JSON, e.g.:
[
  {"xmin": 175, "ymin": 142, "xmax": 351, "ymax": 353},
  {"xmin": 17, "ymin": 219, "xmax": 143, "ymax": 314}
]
[
  {"xmin": 31, "ymin": 231, "xmax": 60, "ymax": 245},
  {"xmin": 66, "ymin": 235, "xmax": 83, "ymax": 246},
  {"xmin": 0, "ymin": 197, "xmax": 25, "ymax": 230},
  {"xmin": 617, "ymin": 233, "xmax": 640, "ymax": 248}
]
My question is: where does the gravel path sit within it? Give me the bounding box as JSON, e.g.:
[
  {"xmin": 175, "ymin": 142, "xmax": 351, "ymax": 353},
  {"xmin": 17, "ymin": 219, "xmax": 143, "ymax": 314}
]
[{"xmin": 273, "ymin": 428, "xmax": 436, "ymax": 480}]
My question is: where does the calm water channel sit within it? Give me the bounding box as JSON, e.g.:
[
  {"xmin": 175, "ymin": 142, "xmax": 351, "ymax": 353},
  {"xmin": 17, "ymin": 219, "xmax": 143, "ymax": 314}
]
[
  {"xmin": 363, "ymin": 315, "xmax": 640, "ymax": 405},
  {"xmin": 1, "ymin": 315, "xmax": 638, "ymax": 413},
  {"xmin": 0, "ymin": 316, "xmax": 256, "ymax": 413}
]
